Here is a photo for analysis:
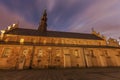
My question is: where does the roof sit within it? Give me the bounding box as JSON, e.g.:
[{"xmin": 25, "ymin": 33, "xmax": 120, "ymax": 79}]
[{"xmin": 5, "ymin": 28, "xmax": 103, "ymax": 40}]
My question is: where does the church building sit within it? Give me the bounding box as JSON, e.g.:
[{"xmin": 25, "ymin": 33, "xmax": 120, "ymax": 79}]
[{"xmin": 0, "ymin": 10, "xmax": 120, "ymax": 69}]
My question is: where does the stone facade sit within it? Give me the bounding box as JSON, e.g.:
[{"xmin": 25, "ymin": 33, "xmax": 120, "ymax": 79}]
[
  {"xmin": 0, "ymin": 43, "xmax": 120, "ymax": 69},
  {"xmin": 0, "ymin": 10, "xmax": 120, "ymax": 69}
]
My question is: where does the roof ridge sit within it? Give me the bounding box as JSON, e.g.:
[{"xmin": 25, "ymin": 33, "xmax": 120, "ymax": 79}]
[{"xmin": 5, "ymin": 28, "xmax": 103, "ymax": 40}]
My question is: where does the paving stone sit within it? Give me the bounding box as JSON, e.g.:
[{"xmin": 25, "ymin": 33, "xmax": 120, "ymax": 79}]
[{"xmin": 0, "ymin": 68, "xmax": 120, "ymax": 80}]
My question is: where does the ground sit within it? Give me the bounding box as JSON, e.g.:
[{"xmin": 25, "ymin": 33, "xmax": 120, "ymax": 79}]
[{"xmin": 0, "ymin": 68, "xmax": 120, "ymax": 80}]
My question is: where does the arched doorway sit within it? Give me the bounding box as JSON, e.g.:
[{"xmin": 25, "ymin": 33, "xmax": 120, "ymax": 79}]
[{"xmin": 17, "ymin": 54, "xmax": 26, "ymax": 69}]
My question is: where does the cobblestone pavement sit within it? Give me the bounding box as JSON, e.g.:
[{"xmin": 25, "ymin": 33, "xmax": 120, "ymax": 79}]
[{"xmin": 0, "ymin": 68, "xmax": 120, "ymax": 80}]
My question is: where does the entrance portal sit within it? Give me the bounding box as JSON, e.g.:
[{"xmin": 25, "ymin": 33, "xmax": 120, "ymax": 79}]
[
  {"xmin": 64, "ymin": 54, "xmax": 71, "ymax": 67},
  {"xmin": 17, "ymin": 55, "xmax": 26, "ymax": 69}
]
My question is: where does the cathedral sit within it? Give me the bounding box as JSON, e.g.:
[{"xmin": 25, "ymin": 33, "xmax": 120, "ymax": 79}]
[{"xmin": 0, "ymin": 10, "xmax": 120, "ymax": 69}]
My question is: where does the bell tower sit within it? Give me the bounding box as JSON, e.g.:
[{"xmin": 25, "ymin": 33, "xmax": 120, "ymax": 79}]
[{"xmin": 38, "ymin": 9, "xmax": 47, "ymax": 32}]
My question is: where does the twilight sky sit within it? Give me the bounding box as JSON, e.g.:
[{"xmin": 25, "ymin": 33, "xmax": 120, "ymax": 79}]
[{"xmin": 0, "ymin": 0, "xmax": 120, "ymax": 40}]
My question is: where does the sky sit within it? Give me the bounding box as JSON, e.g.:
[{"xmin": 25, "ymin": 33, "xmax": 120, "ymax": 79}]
[{"xmin": 0, "ymin": 0, "xmax": 120, "ymax": 40}]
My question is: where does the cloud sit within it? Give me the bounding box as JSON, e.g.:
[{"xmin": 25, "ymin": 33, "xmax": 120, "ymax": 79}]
[
  {"xmin": 36, "ymin": 0, "xmax": 96, "ymax": 31},
  {"xmin": 0, "ymin": 3, "xmax": 35, "ymax": 30},
  {"xmin": 0, "ymin": 0, "xmax": 120, "ymax": 39},
  {"xmin": 67, "ymin": 0, "xmax": 120, "ymax": 39}
]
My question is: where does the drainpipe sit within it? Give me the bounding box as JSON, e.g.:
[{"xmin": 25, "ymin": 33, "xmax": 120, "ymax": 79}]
[
  {"xmin": 29, "ymin": 45, "xmax": 35, "ymax": 69},
  {"xmin": 83, "ymin": 48, "xmax": 87, "ymax": 68}
]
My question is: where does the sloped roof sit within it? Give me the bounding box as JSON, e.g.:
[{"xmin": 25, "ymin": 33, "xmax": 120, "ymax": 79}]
[{"xmin": 5, "ymin": 28, "xmax": 103, "ymax": 40}]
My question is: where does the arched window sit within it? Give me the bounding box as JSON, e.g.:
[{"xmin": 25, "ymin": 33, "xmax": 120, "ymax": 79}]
[
  {"xmin": 38, "ymin": 49, "xmax": 43, "ymax": 57},
  {"xmin": 118, "ymin": 51, "xmax": 120, "ymax": 55},
  {"xmin": 2, "ymin": 48, "xmax": 12, "ymax": 58},
  {"xmin": 74, "ymin": 50, "xmax": 79, "ymax": 57},
  {"xmin": 61, "ymin": 39, "xmax": 64, "ymax": 44},
  {"xmin": 22, "ymin": 49, "xmax": 29, "ymax": 56},
  {"xmin": 89, "ymin": 50, "xmax": 95, "ymax": 57},
  {"xmin": 31, "ymin": 38, "xmax": 36, "ymax": 44},
  {"xmin": 55, "ymin": 39, "xmax": 58, "ymax": 44},
  {"xmin": 104, "ymin": 50, "xmax": 108, "ymax": 57},
  {"xmin": 5, "ymin": 38, "xmax": 9, "ymax": 42},
  {"xmin": 39, "ymin": 38, "xmax": 41, "ymax": 43},
  {"xmin": 116, "ymin": 51, "xmax": 120, "ymax": 56},
  {"xmin": 43, "ymin": 40, "xmax": 46, "ymax": 44},
  {"xmin": 56, "ymin": 49, "xmax": 60, "ymax": 57},
  {"xmin": 74, "ymin": 41, "xmax": 77, "ymax": 45},
  {"xmin": 99, "ymin": 42, "xmax": 101, "ymax": 45},
  {"xmin": 20, "ymin": 38, "xmax": 24, "ymax": 44}
]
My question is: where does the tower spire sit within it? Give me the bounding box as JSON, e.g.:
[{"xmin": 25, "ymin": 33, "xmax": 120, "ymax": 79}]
[{"xmin": 38, "ymin": 9, "xmax": 47, "ymax": 32}]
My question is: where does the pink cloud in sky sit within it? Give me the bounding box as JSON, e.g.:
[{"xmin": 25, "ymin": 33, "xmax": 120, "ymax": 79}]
[
  {"xmin": 68, "ymin": 0, "xmax": 120, "ymax": 39},
  {"xmin": 0, "ymin": 0, "xmax": 120, "ymax": 40},
  {"xmin": 0, "ymin": 4, "xmax": 35, "ymax": 30}
]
